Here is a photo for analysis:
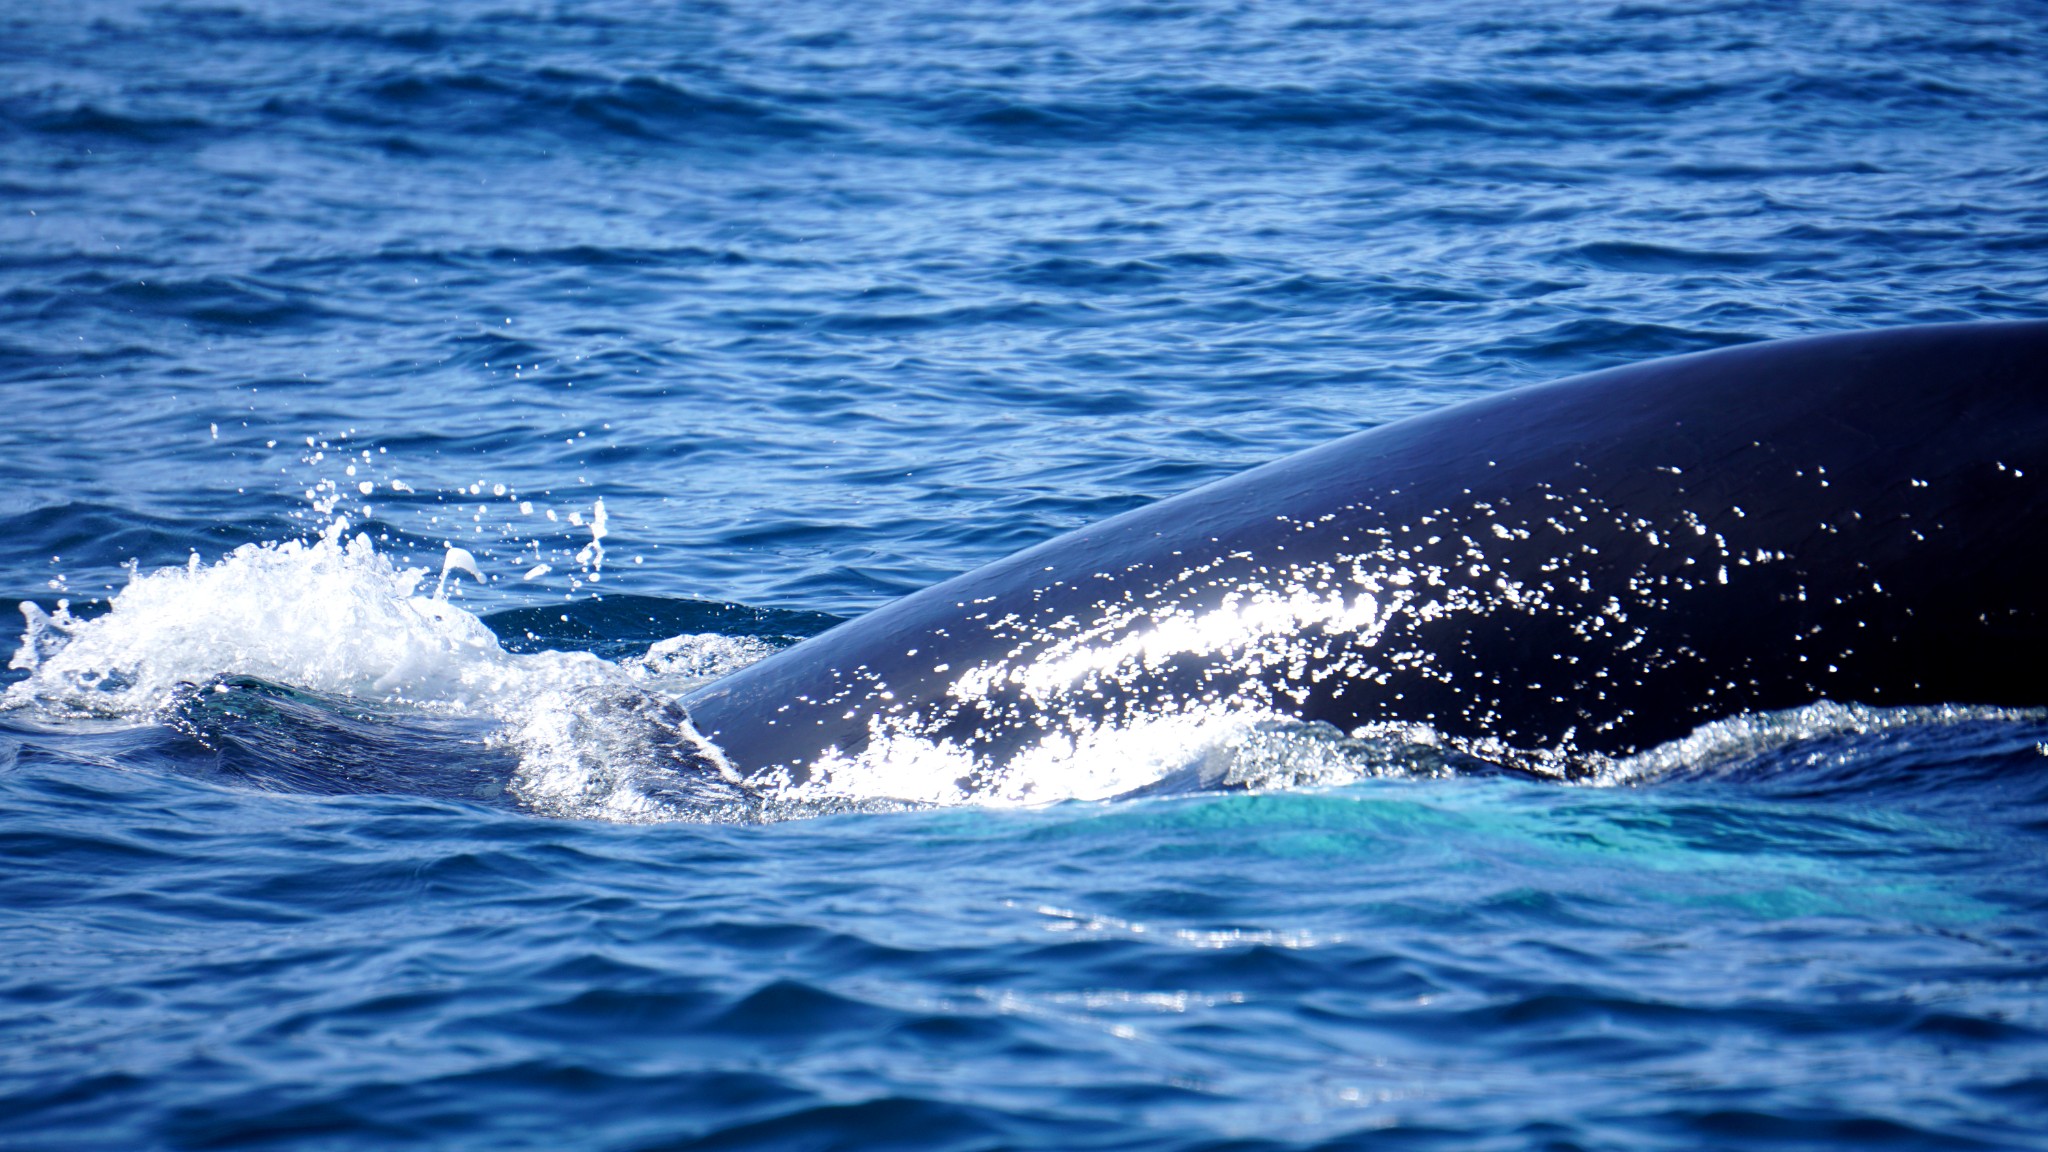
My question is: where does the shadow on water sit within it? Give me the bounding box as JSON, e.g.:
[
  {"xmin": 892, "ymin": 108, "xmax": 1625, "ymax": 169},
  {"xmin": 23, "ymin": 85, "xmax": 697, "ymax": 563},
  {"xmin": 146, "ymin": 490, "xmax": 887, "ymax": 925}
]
[{"xmin": 161, "ymin": 676, "xmax": 523, "ymax": 806}]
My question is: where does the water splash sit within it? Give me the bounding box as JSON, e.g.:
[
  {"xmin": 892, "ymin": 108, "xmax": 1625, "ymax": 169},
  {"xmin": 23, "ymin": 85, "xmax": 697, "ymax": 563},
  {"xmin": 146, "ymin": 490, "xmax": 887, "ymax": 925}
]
[
  {"xmin": 280, "ymin": 432, "xmax": 627, "ymax": 603},
  {"xmin": 2, "ymin": 528, "xmax": 745, "ymax": 822}
]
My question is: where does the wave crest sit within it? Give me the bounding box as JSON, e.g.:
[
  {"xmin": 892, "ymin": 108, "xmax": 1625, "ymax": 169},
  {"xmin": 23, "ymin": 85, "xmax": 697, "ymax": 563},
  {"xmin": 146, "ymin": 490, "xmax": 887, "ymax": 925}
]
[{"xmin": 3, "ymin": 527, "xmax": 746, "ymax": 822}]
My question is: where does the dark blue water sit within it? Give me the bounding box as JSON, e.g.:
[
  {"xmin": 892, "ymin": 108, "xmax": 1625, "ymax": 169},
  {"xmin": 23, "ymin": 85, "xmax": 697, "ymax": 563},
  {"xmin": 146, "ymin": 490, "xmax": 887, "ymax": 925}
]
[{"xmin": 6, "ymin": 1, "xmax": 2048, "ymax": 1147}]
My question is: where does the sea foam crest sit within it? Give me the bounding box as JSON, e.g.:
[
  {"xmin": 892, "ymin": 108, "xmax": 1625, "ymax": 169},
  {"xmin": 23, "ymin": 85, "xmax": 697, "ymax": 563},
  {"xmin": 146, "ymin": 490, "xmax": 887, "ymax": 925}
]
[
  {"xmin": 2, "ymin": 527, "xmax": 749, "ymax": 822},
  {"xmin": 1600, "ymin": 699, "xmax": 2048, "ymax": 784},
  {"xmin": 10, "ymin": 524, "xmax": 512, "ymax": 714}
]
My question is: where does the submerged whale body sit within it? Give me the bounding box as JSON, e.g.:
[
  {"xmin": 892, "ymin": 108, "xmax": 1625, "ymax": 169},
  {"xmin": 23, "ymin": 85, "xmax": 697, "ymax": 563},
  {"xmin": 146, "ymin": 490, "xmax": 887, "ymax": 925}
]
[{"xmin": 684, "ymin": 322, "xmax": 2048, "ymax": 784}]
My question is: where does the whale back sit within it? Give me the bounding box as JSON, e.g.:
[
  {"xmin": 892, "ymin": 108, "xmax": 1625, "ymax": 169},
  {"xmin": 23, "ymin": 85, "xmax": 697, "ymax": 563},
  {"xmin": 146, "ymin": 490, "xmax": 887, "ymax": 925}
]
[{"xmin": 684, "ymin": 321, "xmax": 2048, "ymax": 780}]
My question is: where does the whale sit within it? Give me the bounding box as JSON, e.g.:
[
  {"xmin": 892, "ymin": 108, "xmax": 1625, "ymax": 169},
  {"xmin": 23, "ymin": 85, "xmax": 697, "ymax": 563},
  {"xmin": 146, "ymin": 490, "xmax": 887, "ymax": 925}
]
[{"xmin": 682, "ymin": 321, "xmax": 2048, "ymax": 786}]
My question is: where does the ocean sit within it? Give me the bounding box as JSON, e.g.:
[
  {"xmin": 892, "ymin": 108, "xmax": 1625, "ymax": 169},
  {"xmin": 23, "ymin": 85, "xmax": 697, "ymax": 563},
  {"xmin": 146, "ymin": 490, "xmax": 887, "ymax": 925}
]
[{"xmin": 4, "ymin": 0, "xmax": 2048, "ymax": 1147}]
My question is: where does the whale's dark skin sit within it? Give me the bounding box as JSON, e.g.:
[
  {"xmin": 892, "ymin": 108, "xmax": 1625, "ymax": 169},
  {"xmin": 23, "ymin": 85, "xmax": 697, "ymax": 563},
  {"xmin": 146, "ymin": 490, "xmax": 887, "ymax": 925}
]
[{"xmin": 683, "ymin": 322, "xmax": 2048, "ymax": 782}]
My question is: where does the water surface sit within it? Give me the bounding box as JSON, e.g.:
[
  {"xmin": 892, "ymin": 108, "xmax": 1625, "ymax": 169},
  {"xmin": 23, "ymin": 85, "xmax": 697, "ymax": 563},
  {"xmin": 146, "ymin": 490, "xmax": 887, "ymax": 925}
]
[{"xmin": 5, "ymin": 1, "xmax": 2048, "ymax": 1147}]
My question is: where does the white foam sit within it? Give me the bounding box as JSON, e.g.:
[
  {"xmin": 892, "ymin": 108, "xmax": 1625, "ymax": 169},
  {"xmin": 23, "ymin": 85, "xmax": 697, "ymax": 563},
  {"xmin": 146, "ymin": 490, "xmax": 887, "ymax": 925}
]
[
  {"xmin": 8, "ymin": 529, "xmax": 517, "ymax": 714},
  {"xmin": 631, "ymin": 633, "xmax": 778, "ymax": 693},
  {"xmin": 1599, "ymin": 700, "xmax": 2047, "ymax": 785},
  {"xmin": 2, "ymin": 529, "xmax": 741, "ymax": 822}
]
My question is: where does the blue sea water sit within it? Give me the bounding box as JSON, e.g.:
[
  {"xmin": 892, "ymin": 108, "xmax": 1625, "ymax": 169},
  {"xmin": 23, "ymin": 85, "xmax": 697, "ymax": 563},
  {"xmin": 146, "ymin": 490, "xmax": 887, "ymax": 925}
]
[{"xmin": 6, "ymin": 0, "xmax": 2048, "ymax": 1147}]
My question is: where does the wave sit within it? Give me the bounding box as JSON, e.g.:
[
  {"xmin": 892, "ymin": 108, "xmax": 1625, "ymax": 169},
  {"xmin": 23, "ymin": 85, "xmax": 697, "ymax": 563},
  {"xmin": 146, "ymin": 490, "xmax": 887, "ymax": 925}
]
[
  {"xmin": 2, "ymin": 525, "xmax": 754, "ymax": 822},
  {"xmin": 325, "ymin": 66, "xmax": 845, "ymax": 148},
  {"xmin": 16, "ymin": 103, "xmax": 219, "ymax": 144}
]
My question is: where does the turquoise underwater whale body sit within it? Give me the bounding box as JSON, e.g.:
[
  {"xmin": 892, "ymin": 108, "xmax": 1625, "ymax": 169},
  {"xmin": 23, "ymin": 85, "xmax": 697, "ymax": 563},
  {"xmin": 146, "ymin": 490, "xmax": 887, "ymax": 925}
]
[{"xmin": 681, "ymin": 322, "xmax": 2048, "ymax": 787}]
